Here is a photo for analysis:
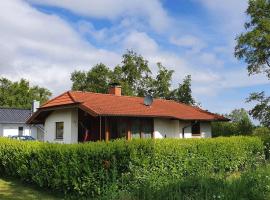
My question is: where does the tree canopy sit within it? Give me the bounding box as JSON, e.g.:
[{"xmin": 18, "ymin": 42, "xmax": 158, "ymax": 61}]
[
  {"xmin": 169, "ymin": 75, "xmax": 196, "ymax": 105},
  {"xmin": 235, "ymin": 0, "xmax": 270, "ymax": 78},
  {"xmin": 235, "ymin": 0, "xmax": 270, "ymax": 127},
  {"xmin": 247, "ymin": 92, "xmax": 270, "ymax": 127},
  {"xmin": 71, "ymin": 63, "xmax": 111, "ymax": 93},
  {"xmin": 212, "ymin": 108, "xmax": 254, "ymax": 137},
  {"xmin": 0, "ymin": 78, "xmax": 52, "ymax": 109},
  {"xmin": 71, "ymin": 50, "xmax": 197, "ymax": 105}
]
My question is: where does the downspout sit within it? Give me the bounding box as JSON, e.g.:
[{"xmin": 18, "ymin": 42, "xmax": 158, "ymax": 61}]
[{"xmin": 182, "ymin": 124, "xmax": 190, "ymax": 139}]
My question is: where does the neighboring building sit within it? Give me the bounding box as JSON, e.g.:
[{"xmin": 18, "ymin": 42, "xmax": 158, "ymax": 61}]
[
  {"xmin": 27, "ymin": 85, "xmax": 229, "ymax": 144},
  {"xmin": 0, "ymin": 102, "xmax": 44, "ymax": 140}
]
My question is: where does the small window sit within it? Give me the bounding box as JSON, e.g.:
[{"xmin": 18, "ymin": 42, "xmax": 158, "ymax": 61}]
[
  {"xmin": 192, "ymin": 122, "xmax": 200, "ymax": 136},
  {"xmin": 131, "ymin": 119, "xmax": 140, "ymax": 139},
  {"xmin": 56, "ymin": 122, "xmax": 64, "ymax": 140},
  {"xmin": 18, "ymin": 127, "xmax": 23, "ymax": 136},
  {"xmin": 141, "ymin": 119, "xmax": 153, "ymax": 139}
]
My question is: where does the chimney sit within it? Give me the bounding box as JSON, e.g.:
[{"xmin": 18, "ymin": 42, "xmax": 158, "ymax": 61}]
[
  {"xmin": 32, "ymin": 100, "xmax": 40, "ymax": 113},
  {"xmin": 108, "ymin": 83, "xmax": 121, "ymax": 96}
]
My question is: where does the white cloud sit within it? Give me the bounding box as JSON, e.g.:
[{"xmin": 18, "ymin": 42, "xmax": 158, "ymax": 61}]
[
  {"xmin": 27, "ymin": 0, "xmax": 171, "ymax": 32},
  {"xmin": 0, "ymin": 0, "xmax": 121, "ymax": 94},
  {"xmin": 170, "ymin": 35, "xmax": 206, "ymax": 53},
  {"xmin": 197, "ymin": 52, "xmax": 224, "ymax": 68},
  {"xmin": 122, "ymin": 31, "xmax": 159, "ymax": 55}
]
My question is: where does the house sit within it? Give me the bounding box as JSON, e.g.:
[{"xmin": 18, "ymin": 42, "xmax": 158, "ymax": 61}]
[
  {"xmin": 0, "ymin": 102, "xmax": 44, "ymax": 140},
  {"xmin": 27, "ymin": 85, "xmax": 228, "ymax": 143}
]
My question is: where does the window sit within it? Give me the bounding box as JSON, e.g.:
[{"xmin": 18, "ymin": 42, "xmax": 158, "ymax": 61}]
[
  {"xmin": 131, "ymin": 119, "xmax": 140, "ymax": 139},
  {"xmin": 130, "ymin": 118, "xmax": 153, "ymax": 139},
  {"xmin": 117, "ymin": 119, "xmax": 127, "ymax": 138},
  {"xmin": 192, "ymin": 122, "xmax": 200, "ymax": 136},
  {"xmin": 56, "ymin": 122, "xmax": 64, "ymax": 140},
  {"xmin": 18, "ymin": 127, "xmax": 23, "ymax": 136},
  {"xmin": 141, "ymin": 119, "xmax": 152, "ymax": 138}
]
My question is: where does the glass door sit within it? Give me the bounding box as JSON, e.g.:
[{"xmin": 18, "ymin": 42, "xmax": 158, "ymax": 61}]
[{"xmin": 117, "ymin": 118, "xmax": 127, "ymax": 138}]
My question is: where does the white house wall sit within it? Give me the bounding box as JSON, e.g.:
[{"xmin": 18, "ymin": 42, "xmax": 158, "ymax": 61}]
[
  {"xmin": 154, "ymin": 118, "xmax": 212, "ymax": 139},
  {"xmin": 200, "ymin": 122, "xmax": 212, "ymax": 138},
  {"xmin": 44, "ymin": 108, "xmax": 78, "ymax": 143},
  {"xmin": 154, "ymin": 118, "xmax": 180, "ymax": 138},
  {"xmin": 0, "ymin": 123, "xmax": 38, "ymax": 139},
  {"xmin": 36, "ymin": 128, "xmax": 44, "ymax": 141}
]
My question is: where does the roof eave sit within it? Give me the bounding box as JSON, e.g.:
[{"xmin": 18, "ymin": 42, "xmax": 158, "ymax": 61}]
[{"xmin": 27, "ymin": 103, "xmax": 99, "ymax": 124}]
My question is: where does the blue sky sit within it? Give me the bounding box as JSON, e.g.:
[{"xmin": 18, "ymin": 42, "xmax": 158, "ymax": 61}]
[{"xmin": 0, "ymin": 0, "xmax": 269, "ymax": 116}]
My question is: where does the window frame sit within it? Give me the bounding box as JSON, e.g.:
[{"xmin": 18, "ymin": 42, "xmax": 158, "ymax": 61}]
[
  {"xmin": 130, "ymin": 118, "xmax": 153, "ymax": 139},
  {"xmin": 191, "ymin": 121, "xmax": 201, "ymax": 136},
  {"xmin": 130, "ymin": 118, "xmax": 141, "ymax": 139},
  {"xmin": 55, "ymin": 122, "xmax": 64, "ymax": 140},
  {"xmin": 18, "ymin": 127, "xmax": 23, "ymax": 136}
]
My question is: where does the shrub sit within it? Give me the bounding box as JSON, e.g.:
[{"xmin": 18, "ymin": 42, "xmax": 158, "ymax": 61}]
[
  {"xmin": 253, "ymin": 127, "xmax": 270, "ymax": 159},
  {"xmin": 115, "ymin": 164, "xmax": 270, "ymax": 200},
  {"xmin": 212, "ymin": 108, "xmax": 254, "ymax": 137},
  {"xmin": 0, "ymin": 136, "xmax": 265, "ymax": 199}
]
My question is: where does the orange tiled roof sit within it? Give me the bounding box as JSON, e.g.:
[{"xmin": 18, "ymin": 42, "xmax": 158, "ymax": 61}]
[{"xmin": 39, "ymin": 91, "xmax": 228, "ymax": 121}]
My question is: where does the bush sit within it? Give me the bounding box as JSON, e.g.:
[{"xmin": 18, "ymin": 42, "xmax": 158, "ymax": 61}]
[
  {"xmin": 116, "ymin": 164, "xmax": 270, "ymax": 200},
  {"xmin": 212, "ymin": 108, "xmax": 254, "ymax": 137},
  {"xmin": 0, "ymin": 136, "xmax": 265, "ymax": 199},
  {"xmin": 253, "ymin": 127, "xmax": 270, "ymax": 159},
  {"xmin": 212, "ymin": 121, "xmax": 254, "ymax": 137}
]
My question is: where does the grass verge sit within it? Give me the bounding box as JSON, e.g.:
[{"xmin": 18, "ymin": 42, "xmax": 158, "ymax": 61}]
[{"xmin": 0, "ymin": 177, "xmax": 63, "ymax": 200}]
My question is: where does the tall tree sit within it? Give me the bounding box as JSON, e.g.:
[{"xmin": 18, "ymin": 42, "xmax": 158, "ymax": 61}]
[
  {"xmin": 152, "ymin": 63, "xmax": 174, "ymax": 99},
  {"xmin": 71, "ymin": 63, "xmax": 111, "ymax": 93},
  {"xmin": 228, "ymin": 108, "xmax": 254, "ymax": 135},
  {"xmin": 70, "ymin": 50, "xmax": 197, "ymax": 105},
  {"xmin": 235, "ymin": 0, "xmax": 270, "ymax": 127},
  {"xmin": 247, "ymin": 92, "xmax": 270, "ymax": 127},
  {"xmin": 71, "ymin": 51, "xmax": 154, "ymax": 96},
  {"xmin": 169, "ymin": 75, "xmax": 196, "ymax": 105},
  {"xmin": 121, "ymin": 50, "xmax": 152, "ymax": 96},
  {"xmin": 0, "ymin": 78, "xmax": 51, "ymax": 109}
]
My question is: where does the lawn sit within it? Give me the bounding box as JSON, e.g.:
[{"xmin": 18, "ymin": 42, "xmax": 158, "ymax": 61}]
[{"xmin": 0, "ymin": 178, "xmax": 63, "ymax": 200}]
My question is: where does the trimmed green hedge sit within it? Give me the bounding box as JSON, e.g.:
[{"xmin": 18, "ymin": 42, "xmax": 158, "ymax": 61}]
[{"xmin": 0, "ymin": 137, "xmax": 265, "ymax": 199}]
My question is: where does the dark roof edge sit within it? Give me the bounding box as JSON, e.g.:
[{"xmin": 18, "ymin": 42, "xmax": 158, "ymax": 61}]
[{"xmin": 0, "ymin": 107, "xmax": 31, "ymax": 111}]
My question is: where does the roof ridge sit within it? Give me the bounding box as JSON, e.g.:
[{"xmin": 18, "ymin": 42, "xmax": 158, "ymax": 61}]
[
  {"xmin": 71, "ymin": 90, "xmax": 179, "ymax": 102},
  {"xmin": 41, "ymin": 91, "xmax": 72, "ymax": 107},
  {"xmin": 0, "ymin": 107, "xmax": 31, "ymax": 111},
  {"xmin": 67, "ymin": 91, "xmax": 78, "ymax": 103},
  {"xmin": 71, "ymin": 90, "xmax": 144, "ymax": 99}
]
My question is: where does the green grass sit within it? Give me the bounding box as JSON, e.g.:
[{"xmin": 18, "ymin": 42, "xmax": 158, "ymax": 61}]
[{"xmin": 0, "ymin": 178, "xmax": 63, "ymax": 200}]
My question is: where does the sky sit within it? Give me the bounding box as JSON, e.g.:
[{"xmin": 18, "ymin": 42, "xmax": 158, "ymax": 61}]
[{"xmin": 0, "ymin": 0, "xmax": 269, "ymax": 115}]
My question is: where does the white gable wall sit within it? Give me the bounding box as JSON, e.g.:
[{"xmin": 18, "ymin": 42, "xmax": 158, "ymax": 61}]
[
  {"xmin": 154, "ymin": 118, "xmax": 212, "ymax": 139},
  {"xmin": 44, "ymin": 108, "xmax": 78, "ymax": 143},
  {"xmin": 0, "ymin": 123, "xmax": 38, "ymax": 139}
]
